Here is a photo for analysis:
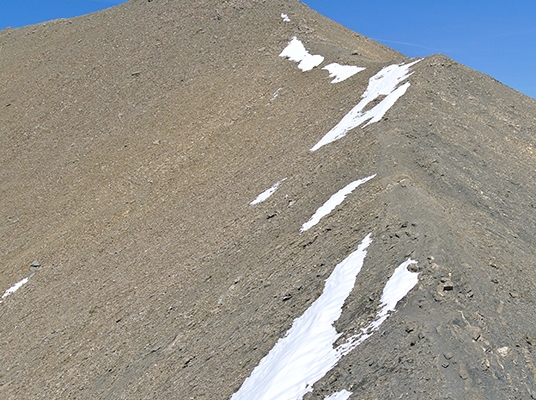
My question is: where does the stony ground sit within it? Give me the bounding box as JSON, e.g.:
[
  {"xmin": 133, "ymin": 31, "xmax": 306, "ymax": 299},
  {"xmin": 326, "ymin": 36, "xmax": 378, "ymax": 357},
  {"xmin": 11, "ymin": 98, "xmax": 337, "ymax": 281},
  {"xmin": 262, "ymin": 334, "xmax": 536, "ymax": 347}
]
[{"xmin": 1, "ymin": 0, "xmax": 535, "ymax": 399}]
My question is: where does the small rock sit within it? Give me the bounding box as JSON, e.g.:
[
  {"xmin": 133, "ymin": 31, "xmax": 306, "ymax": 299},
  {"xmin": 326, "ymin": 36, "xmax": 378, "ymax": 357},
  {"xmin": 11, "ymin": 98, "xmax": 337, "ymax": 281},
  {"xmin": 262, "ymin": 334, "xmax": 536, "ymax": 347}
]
[
  {"xmin": 459, "ymin": 368, "xmax": 469, "ymax": 380},
  {"xmin": 282, "ymin": 294, "xmax": 292, "ymax": 302},
  {"xmin": 30, "ymin": 260, "xmax": 41, "ymax": 273},
  {"xmin": 316, "ymin": 268, "xmax": 328, "ymax": 278},
  {"xmin": 183, "ymin": 356, "xmax": 194, "ymax": 367},
  {"xmin": 497, "ymin": 346, "xmax": 509, "ymax": 357},
  {"xmin": 444, "ymin": 352, "xmax": 453, "ymax": 360},
  {"xmin": 399, "ymin": 178, "xmax": 410, "ymax": 188},
  {"xmin": 441, "ymin": 361, "xmax": 449, "ymax": 368},
  {"xmin": 467, "ymin": 326, "xmax": 481, "ymax": 341},
  {"xmin": 408, "ymin": 263, "xmax": 420, "ymax": 273},
  {"xmin": 443, "ymin": 280, "xmax": 454, "ymax": 291},
  {"xmin": 351, "ymin": 50, "xmax": 360, "ymax": 55}
]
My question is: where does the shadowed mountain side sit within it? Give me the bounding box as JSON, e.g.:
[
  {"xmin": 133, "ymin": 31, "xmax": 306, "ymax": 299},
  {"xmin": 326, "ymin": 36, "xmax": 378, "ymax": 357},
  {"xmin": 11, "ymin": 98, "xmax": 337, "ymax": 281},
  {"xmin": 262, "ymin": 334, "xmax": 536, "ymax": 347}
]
[
  {"xmin": 316, "ymin": 56, "xmax": 536, "ymax": 399},
  {"xmin": 0, "ymin": 0, "xmax": 535, "ymax": 399}
]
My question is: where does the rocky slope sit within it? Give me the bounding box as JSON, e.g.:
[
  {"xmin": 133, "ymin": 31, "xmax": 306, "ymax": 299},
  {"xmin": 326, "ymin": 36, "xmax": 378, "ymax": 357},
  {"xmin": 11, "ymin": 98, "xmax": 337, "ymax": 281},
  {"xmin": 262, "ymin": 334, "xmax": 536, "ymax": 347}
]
[{"xmin": 1, "ymin": 0, "xmax": 535, "ymax": 399}]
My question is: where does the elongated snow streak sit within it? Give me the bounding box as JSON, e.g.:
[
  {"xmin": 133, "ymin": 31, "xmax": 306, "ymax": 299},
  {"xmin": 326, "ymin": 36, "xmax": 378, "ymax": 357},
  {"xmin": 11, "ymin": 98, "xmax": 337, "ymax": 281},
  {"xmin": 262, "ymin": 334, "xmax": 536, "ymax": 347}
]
[
  {"xmin": 337, "ymin": 258, "xmax": 419, "ymax": 355},
  {"xmin": 322, "ymin": 63, "xmax": 365, "ymax": 83},
  {"xmin": 324, "ymin": 390, "xmax": 353, "ymax": 400},
  {"xmin": 300, "ymin": 175, "xmax": 375, "ymax": 232},
  {"xmin": 1, "ymin": 277, "xmax": 29, "ymax": 300},
  {"xmin": 281, "ymin": 13, "xmax": 291, "ymax": 22},
  {"xmin": 230, "ymin": 235, "xmax": 373, "ymax": 400},
  {"xmin": 279, "ymin": 37, "xmax": 324, "ymax": 72},
  {"xmin": 271, "ymin": 87, "xmax": 283, "ymax": 101},
  {"xmin": 311, "ymin": 59, "xmax": 421, "ymax": 151},
  {"xmin": 250, "ymin": 178, "xmax": 287, "ymax": 205}
]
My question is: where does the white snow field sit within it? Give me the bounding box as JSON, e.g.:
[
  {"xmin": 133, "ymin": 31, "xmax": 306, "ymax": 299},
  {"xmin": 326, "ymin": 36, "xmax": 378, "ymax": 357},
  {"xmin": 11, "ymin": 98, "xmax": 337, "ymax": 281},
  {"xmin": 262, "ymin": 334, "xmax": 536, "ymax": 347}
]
[
  {"xmin": 311, "ymin": 60, "xmax": 421, "ymax": 151},
  {"xmin": 322, "ymin": 63, "xmax": 365, "ymax": 83},
  {"xmin": 231, "ymin": 239, "xmax": 420, "ymax": 400},
  {"xmin": 231, "ymin": 234, "xmax": 373, "ymax": 400},
  {"xmin": 279, "ymin": 37, "xmax": 325, "ymax": 72},
  {"xmin": 250, "ymin": 178, "xmax": 287, "ymax": 205},
  {"xmin": 338, "ymin": 258, "xmax": 420, "ymax": 354},
  {"xmin": 300, "ymin": 175, "xmax": 376, "ymax": 232}
]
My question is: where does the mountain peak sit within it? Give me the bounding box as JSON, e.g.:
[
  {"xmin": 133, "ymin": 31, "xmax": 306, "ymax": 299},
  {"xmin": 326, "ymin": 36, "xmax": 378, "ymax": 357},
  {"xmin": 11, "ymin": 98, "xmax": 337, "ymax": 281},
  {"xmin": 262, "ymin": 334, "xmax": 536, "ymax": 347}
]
[{"xmin": 1, "ymin": 2, "xmax": 535, "ymax": 399}]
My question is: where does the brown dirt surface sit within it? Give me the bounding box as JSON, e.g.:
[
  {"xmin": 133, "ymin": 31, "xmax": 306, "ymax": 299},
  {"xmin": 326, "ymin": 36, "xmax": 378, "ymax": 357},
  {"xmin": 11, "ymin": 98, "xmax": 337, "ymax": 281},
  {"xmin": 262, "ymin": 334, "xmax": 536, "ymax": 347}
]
[{"xmin": 1, "ymin": 1, "xmax": 535, "ymax": 399}]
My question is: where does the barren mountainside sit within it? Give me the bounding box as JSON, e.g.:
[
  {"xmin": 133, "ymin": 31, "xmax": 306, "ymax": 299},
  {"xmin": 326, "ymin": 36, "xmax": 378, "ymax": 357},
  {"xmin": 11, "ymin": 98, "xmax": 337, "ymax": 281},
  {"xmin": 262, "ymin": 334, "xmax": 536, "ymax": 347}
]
[{"xmin": 1, "ymin": 0, "xmax": 536, "ymax": 399}]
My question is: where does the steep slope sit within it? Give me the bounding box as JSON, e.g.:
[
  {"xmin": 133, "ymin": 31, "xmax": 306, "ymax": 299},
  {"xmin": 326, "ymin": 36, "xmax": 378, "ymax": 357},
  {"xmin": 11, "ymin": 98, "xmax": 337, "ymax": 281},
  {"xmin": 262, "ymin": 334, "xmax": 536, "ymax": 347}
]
[{"xmin": 1, "ymin": 1, "xmax": 535, "ymax": 399}]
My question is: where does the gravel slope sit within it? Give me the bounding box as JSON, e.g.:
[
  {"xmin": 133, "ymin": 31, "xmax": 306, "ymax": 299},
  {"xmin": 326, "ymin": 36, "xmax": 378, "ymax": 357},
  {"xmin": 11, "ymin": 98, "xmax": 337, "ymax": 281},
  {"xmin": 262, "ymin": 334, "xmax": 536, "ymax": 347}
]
[{"xmin": 1, "ymin": 1, "xmax": 535, "ymax": 399}]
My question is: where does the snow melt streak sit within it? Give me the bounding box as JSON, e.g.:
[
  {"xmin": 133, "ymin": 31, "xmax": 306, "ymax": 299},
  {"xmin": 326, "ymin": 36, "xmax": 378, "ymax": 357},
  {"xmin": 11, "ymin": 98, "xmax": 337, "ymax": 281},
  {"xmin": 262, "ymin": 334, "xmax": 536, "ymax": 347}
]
[
  {"xmin": 300, "ymin": 175, "xmax": 375, "ymax": 232},
  {"xmin": 311, "ymin": 60, "xmax": 420, "ymax": 152},
  {"xmin": 279, "ymin": 37, "xmax": 324, "ymax": 72},
  {"xmin": 338, "ymin": 259, "xmax": 419, "ymax": 354},
  {"xmin": 250, "ymin": 178, "xmax": 287, "ymax": 205},
  {"xmin": 1, "ymin": 278, "xmax": 29, "ymax": 300},
  {"xmin": 230, "ymin": 235, "xmax": 373, "ymax": 400}
]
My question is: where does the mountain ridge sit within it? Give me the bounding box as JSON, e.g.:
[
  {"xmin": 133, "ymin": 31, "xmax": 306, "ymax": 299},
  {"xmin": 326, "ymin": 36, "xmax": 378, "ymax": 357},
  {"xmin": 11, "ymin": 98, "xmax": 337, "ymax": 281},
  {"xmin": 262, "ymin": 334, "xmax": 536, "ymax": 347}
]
[{"xmin": 1, "ymin": 1, "xmax": 535, "ymax": 399}]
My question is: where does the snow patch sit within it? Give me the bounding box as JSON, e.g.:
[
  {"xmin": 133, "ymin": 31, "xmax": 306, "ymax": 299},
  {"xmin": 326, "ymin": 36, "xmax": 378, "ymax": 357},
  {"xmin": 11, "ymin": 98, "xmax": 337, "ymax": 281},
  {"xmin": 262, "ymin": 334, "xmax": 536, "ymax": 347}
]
[
  {"xmin": 250, "ymin": 178, "xmax": 287, "ymax": 205},
  {"xmin": 271, "ymin": 87, "xmax": 283, "ymax": 102},
  {"xmin": 324, "ymin": 390, "xmax": 353, "ymax": 400},
  {"xmin": 279, "ymin": 37, "xmax": 324, "ymax": 72},
  {"xmin": 322, "ymin": 63, "xmax": 365, "ymax": 83},
  {"xmin": 1, "ymin": 277, "xmax": 29, "ymax": 301},
  {"xmin": 300, "ymin": 175, "xmax": 376, "ymax": 232},
  {"xmin": 230, "ymin": 234, "xmax": 373, "ymax": 400},
  {"xmin": 338, "ymin": 258, "xmax": 419, "ymax": 354},
  {"xmin": 377, "ymin": 258, "xmax": 420, "ymax": 317},
  {"xmin": 281, "ymin": 13, "xmax": 291, "ymax": 22},
  {"xmin": 311, "ymin": 59, "xmax": 421, "ymax": 151}
]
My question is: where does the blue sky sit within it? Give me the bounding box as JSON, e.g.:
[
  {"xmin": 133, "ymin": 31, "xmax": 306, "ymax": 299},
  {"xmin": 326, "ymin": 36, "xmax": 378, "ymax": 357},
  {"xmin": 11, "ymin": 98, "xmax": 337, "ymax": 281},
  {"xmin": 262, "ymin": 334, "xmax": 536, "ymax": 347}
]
[
  {"xmin": 302, "ymin": 0, "xmax": 536, "ymax": 99},
  {"xmin": 0, "ymin": 0, "xmax": 125, "ymax": 30},
  {"xmin": 1, "ymin": 1, "xmax": 535, "ymax": 99}
]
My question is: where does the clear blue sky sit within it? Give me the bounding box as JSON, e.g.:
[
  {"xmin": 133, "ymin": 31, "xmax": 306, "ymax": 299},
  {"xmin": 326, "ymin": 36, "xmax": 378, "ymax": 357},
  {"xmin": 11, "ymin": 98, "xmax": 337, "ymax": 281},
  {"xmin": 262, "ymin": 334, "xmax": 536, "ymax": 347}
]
[
  {"xmin": 0, "ymin": 0, "xmax": 125, "ymax": 29},
  {"xmin": 1, "ymin": 1, "xmax": 535, "ymax": 99},
  {"xmin": 303, "ymin": 0, "xmax": 536, "ymax": 99}
]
